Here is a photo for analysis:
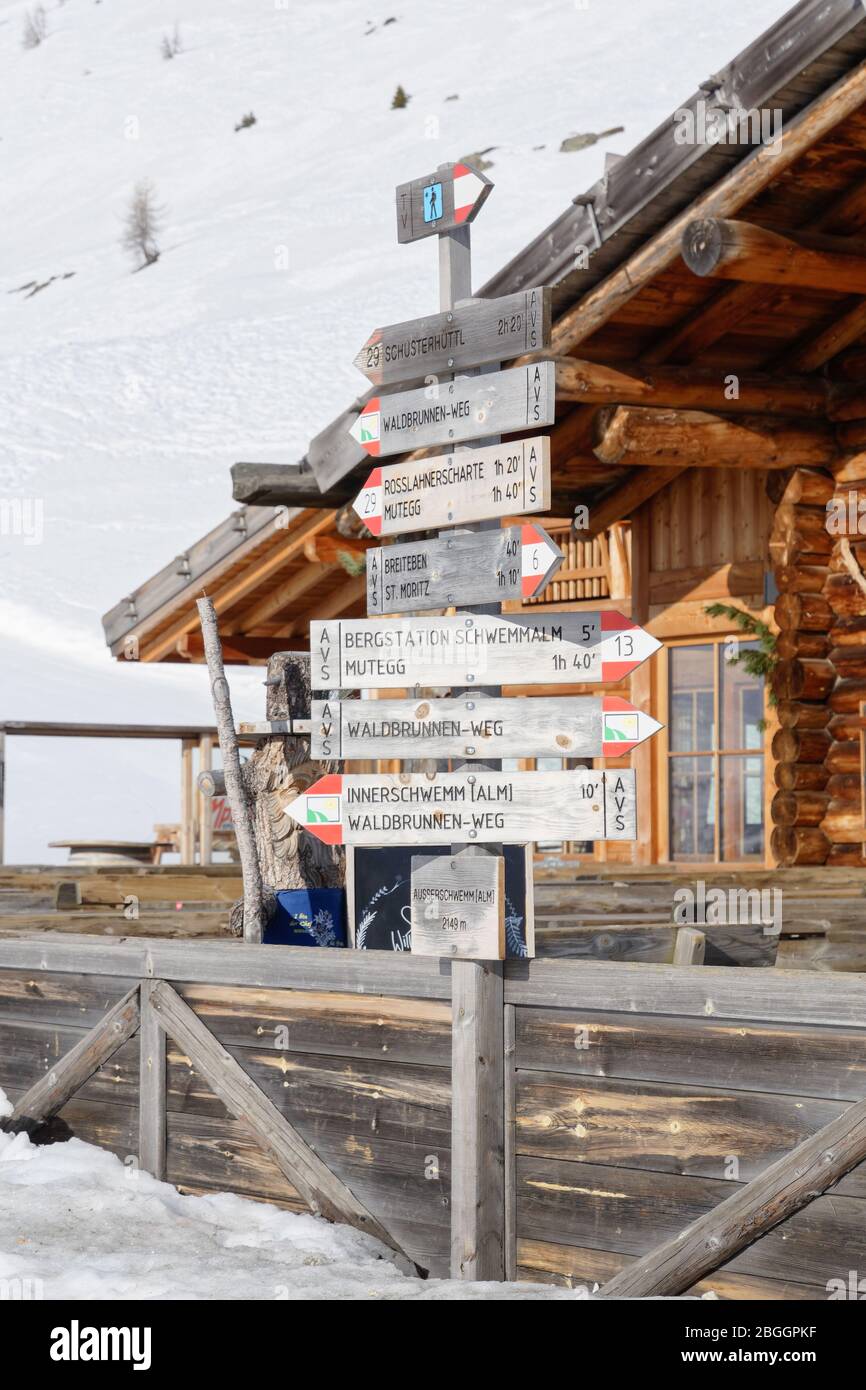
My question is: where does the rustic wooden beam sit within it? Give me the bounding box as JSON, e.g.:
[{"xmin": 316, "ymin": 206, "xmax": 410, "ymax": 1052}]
[
  {"xmin": 576, "ymin": 466, "xmax": 686, "ymax": 536},
  {"xmin": 554, "ymin": 356, "xmax": 826, "ymax": 416},
  {"xmin": 237, "ymin": 562, "xmax": 331, "ymax": 632},
  {"xmin": 231, "ymin": 461, "xmax": 358, "ymax": 508},
  {"xmin": 1, "ymin": 986, "xmax": 140, "ymax": 1135},
  {"xmin": 599, "ymin": 1086, "xmax": 866, "ymax": 1298},
  {"xmin": 147, "ymin": 979, "xmax": 403, "ymax": 1255},
  {"xmin": 549, "ymin": 61, "xmax": 866, "ymax": 356},
  {"xmin": 593, "ymin": 407, "xmax": 836, "ymax": 470},
  {"xmin": 682, "ymin": 218, "xmax": 866, "ymax": 294},
  {"xmin": 788, "ymin": 300, "xmax": 866, "ymax": 374},
  {"xmin": 450, "ymin": 959, "xmax": 505, "ymax": 1280},
  {"xmin": 139, "ymin": 979, "xmax": 166, "ymax": 1179}
]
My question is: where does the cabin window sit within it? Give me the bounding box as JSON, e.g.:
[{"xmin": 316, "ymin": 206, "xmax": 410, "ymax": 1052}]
[{"xmin": 668, "ymin": 641, "xmax": 764, "ymax": 862}]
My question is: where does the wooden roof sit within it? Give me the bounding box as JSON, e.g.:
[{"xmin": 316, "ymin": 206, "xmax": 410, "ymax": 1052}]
[{"xmin": 104, "ymin": 0, "xmax": 866, "ymax": 664}]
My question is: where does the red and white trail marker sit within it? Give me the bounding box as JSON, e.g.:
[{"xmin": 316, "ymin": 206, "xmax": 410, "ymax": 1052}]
[{"xmin": 396, "ymin": 161, "xmax": 493, "ymax": 244}]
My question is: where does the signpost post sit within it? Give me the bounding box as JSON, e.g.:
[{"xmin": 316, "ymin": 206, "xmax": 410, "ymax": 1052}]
[{"xmin": 285, "ymin": 158, "xmax": 663, "ymax": 1282}]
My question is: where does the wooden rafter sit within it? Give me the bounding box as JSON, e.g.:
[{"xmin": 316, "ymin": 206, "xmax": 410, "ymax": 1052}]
[
  {"xmin": 682, "ymin": 218, "xmax": 866, "ymax": 294},
  {"xmin": 593, "ymin": 406, "xmax": 836, "ymax": 470},
  {"xmin": 553, "ymin": 354, "xmax": 826, "ymax": 416},
  {"xmin": 577, "ymin": 466, "xmax": 686, "ymax": 537}
]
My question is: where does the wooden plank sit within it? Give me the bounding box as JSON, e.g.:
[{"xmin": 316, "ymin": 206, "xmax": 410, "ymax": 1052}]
[
  {"xmin": 147, "ymin": 979, "xmax": 404, "ymax": 1253},
  {"xmin": 311, "ymin": 611, "xmax": 660, "ymax": 689},
  {"xmin": 348, "ymin": 363, "xmax": 556, "ymax": 458},
  {"xmin": 516, "ymin": 1156, "xmax": 866, "ymax": 1289},
  {"xmin": 311, "ymin": 695, "xmax": 661, "ymax": 763},
  {"xmin": 353, "ymin": 437, "xmax": 550, "ymax": 536},
  {"xmin": 514, "ymin": 1238, "xmax": 831, "ymax": 1300},
  {"xmin": 355, "ymin": 287, "xmax": 550, "ymax": 386},
  {"xmin": 1, "ymin": 985, "xmax": 140, "ymax": 1135},
  {"xmin": 0, "ymin": 969, "xmax": 135, "ymax": 1027},
  {"xmin": 600, "ymin": 1083, "xmax": 866, "ymax": 1295},
  {"xmin": 138, "ymin": 979, "xmax": 165, "ymax": 1179},
  {"xmin": 366, "ymin": 524, "xmax": 562, "ymax": 614},
  {"xmin": 515, "ymin": 1068, "xmax": 846, "ymax": 1180},
  {"xmin": 450, "ymin": 959, "xmax": 505, "ymax": 1279},
  {"xmin": 504, "ymin": 957, "xmax": 866, "ymax": 1025},
  {"xmin": 0, "ymin": 939, "xmax": 453, "ymax": 998},
  {"xmin": 284, "ymin": 769, "xmax": 637, "ymax": 847},
  {"xmin": 396, "ymin": 162, "xmax": 492, "ymax": 244},
  {"xmin": 411, "ymin": 852, "xmax": 504, "ymax": 960}
]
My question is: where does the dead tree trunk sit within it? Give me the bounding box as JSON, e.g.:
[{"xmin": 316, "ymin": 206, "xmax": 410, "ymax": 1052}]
[{"xmin": 243, "ymin": 653, "xmax": 343, "ymax": 891}]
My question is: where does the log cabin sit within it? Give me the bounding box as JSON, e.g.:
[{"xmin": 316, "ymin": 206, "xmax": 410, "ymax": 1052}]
[{"xmin": 103, "ymin": 0, "xmax": 866, "ymax": 873}]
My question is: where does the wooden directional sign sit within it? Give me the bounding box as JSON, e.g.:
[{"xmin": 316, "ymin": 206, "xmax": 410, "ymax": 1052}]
[
  {"xmin": 366, "ymin": 523, "xmax": 562, "ymax": 615},
  {"xmin": 310, "ymin": 694, "xmax": 663, "ymax": 762},
  {"xmin": 411, "ymin": 853, "xmax": 504, "ymax": 960},
  {"xmin": 311, "ymin": 612, "xmax": 661, "ymax": 690},
  {"xmin": 353, "ymin": 436, "xmax": 550, "ymax": 536},
  {"xmin": 396, "ymin": 161, "xmax": 493, "ymax": 244},
  {"xmin": 284, "ymin": 769, "xmax": 637, "ymax": 846},
  {"xmin": 348, "ymin": 362, "xmax": 555, "ymax": 458},
  {"xmin": 354, "ymin": 287, "xmax": 551, "ymax": 388}
]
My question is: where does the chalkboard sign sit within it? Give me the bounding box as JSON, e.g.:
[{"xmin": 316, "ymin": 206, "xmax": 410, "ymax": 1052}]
[{"xmin": 347, "ymin": 844, "xmax": 534, "ymax": 957}]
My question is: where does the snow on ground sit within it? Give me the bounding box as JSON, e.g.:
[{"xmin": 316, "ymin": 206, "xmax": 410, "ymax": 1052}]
[
  {"xmin": 0, "ymin": 0, "xmax": 793, "ymax": 860},
  {"xmin": 0, "ymin": 1087, "xmax": 589, "ymax": 1300}
]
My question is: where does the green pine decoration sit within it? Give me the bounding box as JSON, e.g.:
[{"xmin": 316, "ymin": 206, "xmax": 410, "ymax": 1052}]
[{"xmin": 703, "ymin": 602, "xmax": 778, "ymax": 724}]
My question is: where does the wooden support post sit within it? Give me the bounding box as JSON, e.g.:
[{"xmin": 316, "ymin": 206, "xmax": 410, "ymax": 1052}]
[
  {"xmin": 139, "ymin": 979, "xmax": 166, "ymax": 1179},
  {"xmin": 600, "ymin": 1086, "xmax": 866, "ymax": 1298},
  {"xmin": 147, "ymin": 979, "xmax": 403, "ymax": 1254},
  {"xmin": 198, "ymin": 734, "xmax": 214, "ymax": 866},
  {"xmin": 180, "ymin": 738, "xmax": 196, "ymax": 865},
  {"xmin": 451, "ymin": 959, "xmax": 505, "ymax": 1281},
  {"xmin": 503, "ymin": 1002, "xmax": 517, "ymax": 1282},
  {"xmin": 1, "ymin": 986, "xmax": 140, "ymax": 1135},
  {"xmin": 197, "ymin": 595, "xmax": 265, "ymax": 942},
  {"xmin": 674, "ymin": 926, "xmax": 706, "ymax": 966}
]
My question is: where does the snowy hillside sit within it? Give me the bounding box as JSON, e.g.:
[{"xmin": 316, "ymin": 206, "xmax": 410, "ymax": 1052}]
[{"xmin": 0, "ymin": 0, "xmax": 791, "ymax": 860}]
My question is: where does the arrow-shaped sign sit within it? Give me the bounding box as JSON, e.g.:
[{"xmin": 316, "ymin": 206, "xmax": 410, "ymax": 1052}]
[
  {"xmin": 285, "ymin": 769, "xmax": 637, "ymax": 846},
  {"xmin": 348, "ymin": 363, "xmax": 556, "ymax": 459},
  {"xmin": 354, "ymin": 287, "xmax": 551, "ymax": 388},
  {"xmin": 310, "ymin": 694, "xmax": 663, "ymax": 761},
  {"xmin": 311, "ymin": 611, "xmax": 661, "ymax": 690},
  {"xmin": 395, "ymin": 161, "xmax": 493, "ymax": 244},
  {"xmin": 366, "ymin": 523, "xmax": 562, "ymax": 615},
  {"xmin": 353, "ymin": 437, "xmax": 550, "ymax": 538}
]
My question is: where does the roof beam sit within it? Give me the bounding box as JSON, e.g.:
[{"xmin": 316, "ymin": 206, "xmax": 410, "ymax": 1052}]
[
  {"xmin": 682, "ymin": 218, "xmax": 866, "ymax": 294},
  {"xmin": 593, "ymin": 406, "xmax": 837, "ymax": 470},
  {"xmin": 554, "ymin": 355, "xmax": 826, "ymax": 416},
  {"xmin": 549, "ymin": 59, "xmax": 866, "ymax": 356}
]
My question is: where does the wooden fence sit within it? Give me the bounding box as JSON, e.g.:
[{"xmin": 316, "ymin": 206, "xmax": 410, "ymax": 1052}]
[{"xmin": 1, "ymin": 934, "xmax": 865, "ymax": 1296}]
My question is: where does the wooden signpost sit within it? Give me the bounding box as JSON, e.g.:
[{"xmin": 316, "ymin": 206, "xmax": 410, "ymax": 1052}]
[
  {"xmin": 354, "ymin": 287, "xmax": 551, "ymax": 387},
  {"xmin": 366, "ymin": 523, "xmax": 563, "ymax": 614},
  {"xmin": 284, "ymin": 769, "xmax": 637, "ymax": 846},
  {"xmin": 348, "ymin": 363, "xmax": 556, "ymax": 457},
  {"xmin": 352, "ymin": 437, "xmax": 551, "ymax": 536},
  {"xmin": 310, "ymin": 694, "xmax": 662, "ymax": 762},
  {"xmin": 396, "ymin": 161, "xmax": 493, "ymax": 243},
  {"xmin": 410, "ymin": 853, "xmax": 504, "ymax": 959},
  {"xmin": 311, "ymin": 611, "xmax": 661, "ymax": 689}
]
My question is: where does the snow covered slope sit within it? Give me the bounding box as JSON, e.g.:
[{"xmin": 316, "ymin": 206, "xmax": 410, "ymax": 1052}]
[{"xmin": 0, "ymin": 0, "xmax": 790, "ymax": 859}]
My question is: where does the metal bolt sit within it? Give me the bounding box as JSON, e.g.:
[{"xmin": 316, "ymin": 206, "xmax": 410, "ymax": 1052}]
[
  {"xmin": 446, "ymin": 313, "xmax": 453, "ymax": 322},
  {"xmin": 466, "ymin": 701, "xmax": 475, "ymax": 710},
  {"xmin": 447, "ymin": 357, "xmax": 454, "ymax": 367},
  {"xmin": 465, "ymin": 618, "xmax": 474, "ymax": 627},
  {"xmin": 465, "ymin": 746, "xmax": 476, "ymax": 755},
  {"xmin": 469, "ymin": 830, "xmax": 477, "ymax": 839},
  {"xmin": 466, "ymin": 673, "xmax": 475, "ymax": 682},
  {"xmin": 468, "ymin": 776, "xmax": 476, "ymax": 785}
]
